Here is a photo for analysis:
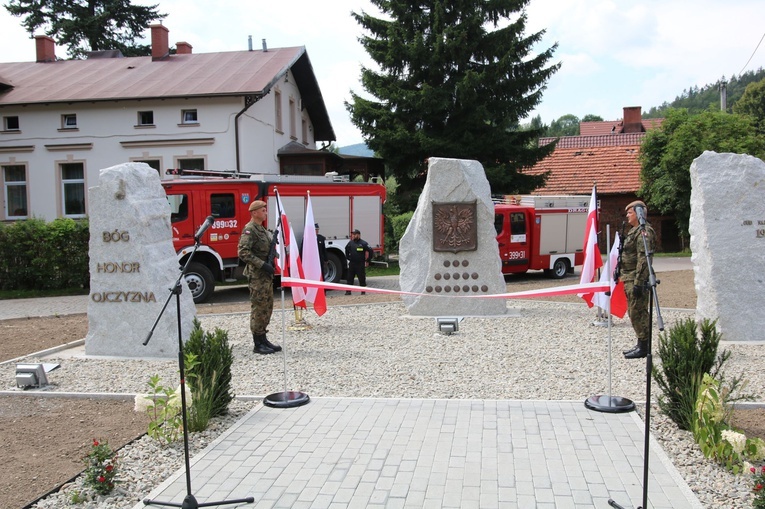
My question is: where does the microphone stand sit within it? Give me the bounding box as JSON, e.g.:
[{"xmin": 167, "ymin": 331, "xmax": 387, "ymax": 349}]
[
  {"xmin": 143, "ymin": 229, "xmax": 254, "ymax": 508},
  {"xmin": 609, "ymin": 216, "xmax": 664, "ymax": 509}
]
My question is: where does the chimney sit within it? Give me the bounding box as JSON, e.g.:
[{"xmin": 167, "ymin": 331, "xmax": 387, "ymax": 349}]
[
  {"xmin": 622, "ymin": 106, "xmax": 644, "ymax": 134},
  {"xmin": 150, "ymin": 24, "xmax": 170, "ymax": 60},
  {"xmin": 34, "ymin": 35, "xmax": 56, "ymax": 63},
  {"xmin": 176, "ymin": 41, "xmax": 192, "ymax": 54},
  {"xmin": 262, "ymin": 38, "xmax": 268, "ymax": 52}
]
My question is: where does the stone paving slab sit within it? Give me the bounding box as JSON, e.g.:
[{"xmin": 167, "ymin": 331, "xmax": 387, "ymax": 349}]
[{"xmin": 136, "ymin": 398, "xmax": 702, "ymax": 509}]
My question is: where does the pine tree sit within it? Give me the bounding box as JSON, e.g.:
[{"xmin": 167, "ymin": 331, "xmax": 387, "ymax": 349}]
[
  {"xmin": 346, "ymin": 0, "xmax": 559, "ymax": 210},
  {"xmin": 5, "ymin": 0, "xmax": 165, "ymax": 59}
]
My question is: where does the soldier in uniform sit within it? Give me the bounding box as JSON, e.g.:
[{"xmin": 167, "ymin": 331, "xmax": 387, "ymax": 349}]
[
  {"xmin": 620, "ymin": 200, "xmax": 656, "ymax": 359},
  {"xmin": 237, "ymin": 200, "xmax": 281, "ymax": 355},
  {"xmin": 344, "ymin": 229, "xmax": 374, "ymax": 295}
]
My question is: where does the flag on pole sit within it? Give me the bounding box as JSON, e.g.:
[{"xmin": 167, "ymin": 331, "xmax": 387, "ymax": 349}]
[
  {"xmin": 592, "ymin": 233, "xmax": 628, "ymax": 318},
  {"xmin": 301, "ymin": 193, "xmax": 327, "ymax": 316},
  {"xmin": 578, "ymin": 185, "xmax": 603, "ymax": 306},
  {"xmin": 273, "ymin": 189, "xmax": 306, "ymax": 307}
]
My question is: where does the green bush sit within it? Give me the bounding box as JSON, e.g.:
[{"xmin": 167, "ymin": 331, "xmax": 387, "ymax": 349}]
[
  {"xmin": 652, "ymin": 317, "xmax": 728, "ymax": 430},
  {"xmin": 184, "ymin": 319, "xmax": 234, "ymax": 423},
  {"xmin": 386, "ymin": 212, "xmax": 414, "ymax": 255},
  {"xmin": 0, "ymin": 218, "xmax": 89, "ymax": 291}
]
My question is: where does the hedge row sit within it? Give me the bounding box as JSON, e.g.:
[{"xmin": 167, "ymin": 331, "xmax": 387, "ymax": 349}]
[{"xmin": 0, "ymin": 218, "xmax": 90, "ymax": 291}]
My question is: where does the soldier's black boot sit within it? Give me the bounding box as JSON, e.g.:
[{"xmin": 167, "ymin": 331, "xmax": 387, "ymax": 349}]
[
  {"xmin": 263, "ymin": 335, "xmax": 282, "ymax": 352},
  {"xmin": 624, "ymin": 340, "xmax": 648, "ymax": 359},
  {"xmin": 622, "ymin": 341, "xmax": 641, "ymax": 355},
  {"xmin": 253, "ymin": 333, "xmax": 275, "ymax": 355}
]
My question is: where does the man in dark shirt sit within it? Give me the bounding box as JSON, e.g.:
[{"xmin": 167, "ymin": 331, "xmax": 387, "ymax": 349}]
[
  {"xmin": 315, "ymin": 223, "xmax": 328, "ymax": 277},
  {"xmin": 344, "ymin": 229, "xmax": 374, "ymax": 295}
]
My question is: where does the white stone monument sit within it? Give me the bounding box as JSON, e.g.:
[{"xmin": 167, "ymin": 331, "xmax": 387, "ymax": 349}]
[
  {"xmin": 399, "ymin": 157, "xmax": 507, "ymax": 316},
  {"xmin": 689, "ymin": 151, "xmax": 765, "ymax": 342},
  {"xmin": 85, "ymin": 163, "xmax": 196, "ymax": 358}
]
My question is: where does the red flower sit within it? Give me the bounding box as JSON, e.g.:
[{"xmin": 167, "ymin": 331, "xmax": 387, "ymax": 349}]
[
  {"xmin": 106, "ymin": 465, "xmax": 114, "ymax": 472},
  {"xmin": 93, "ymin": 439, "xmax": 99, "ymax": 446},
  {"xmin": 98, "ymin": 476, "xmax": 106, "ymax": 483},
  {"xmin": 752, "ymin": 467, "xmax": 757, "ymax": 474},
  {"xmin": 761, "ymin": 466, "xmax": 765, "ymax": 474}
]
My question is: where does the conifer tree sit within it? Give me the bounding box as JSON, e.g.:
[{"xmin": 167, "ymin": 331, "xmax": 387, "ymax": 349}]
[
  {"xmin": 346, "ymin": 0, "xmax": 559, "ymax": 209},
  {"xmin": 6, "ymin": 0, "xmax": 165, "ymax": 58}
]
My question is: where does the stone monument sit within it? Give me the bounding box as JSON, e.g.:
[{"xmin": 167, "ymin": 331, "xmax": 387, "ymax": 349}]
[
  {"xmin": 85, "ymin": 162, "xmax": 196, "ymax": 358},
  {"xmin": 689, "ymin": 151, "xmax": 765, "ymax": 342},
  {"xmin": 399, "ymin": 157, "xmax": 507, "ymax": 316}
]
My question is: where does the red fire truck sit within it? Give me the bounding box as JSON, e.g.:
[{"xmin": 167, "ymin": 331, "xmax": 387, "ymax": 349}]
[
  {"xmin": 162, "ymin": 171, "xmax": 386, "ymax": 302},
  {"xmin": 494, "ymin": 195, "xmax": 590, "ymax": 278}
]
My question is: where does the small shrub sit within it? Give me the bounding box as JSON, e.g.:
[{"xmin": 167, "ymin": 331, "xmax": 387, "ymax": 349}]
[
  {"xmin": 135, "ymin": 375, "xmax": 186, "ymax": 445},
  {"xmin": 652, "ymin": 317, "xmax": 727, "ymax": 430},
  {"xmin": 82, "ymin": 439, "xmax": 118, "ymax": 495},
  {"xmin": 185, "ymin": 319, "xmax": 234, "ymax": 419}
]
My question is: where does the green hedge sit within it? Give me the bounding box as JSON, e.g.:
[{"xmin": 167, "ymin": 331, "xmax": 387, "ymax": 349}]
[{"xmin": 0, "ymin": 218, "xmax": 90, "ymax": 291}]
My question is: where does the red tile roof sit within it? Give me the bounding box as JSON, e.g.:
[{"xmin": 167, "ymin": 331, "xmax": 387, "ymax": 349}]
[
  {"xmin": 580, "ymin": 118, "xmax": 663, "ymax": 136},
  {"xmin": 526, "ymin": 135, "xmax": 644, "ymax": 195}
]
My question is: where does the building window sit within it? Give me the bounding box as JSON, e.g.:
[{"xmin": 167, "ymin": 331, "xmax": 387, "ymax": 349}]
[
  {"xmin": 181, "ymin": 109, "xmax": 198, "ymax": 124},
  {"xmin": 61, "ymin": 114, "xmax": 77, "ymax": 129},
  {"xmin": 138, "ymin": 111, "xmax": 154, "ymax": 126},
  {"xmin": 60, "ymin": 162, "xmax": 86, "ymax": 217},
  {"xmin": 289, "ymin": 98, "xmax": 296, "ymax": 139},
  {"xmin": 134, "ymin": 159, "xmax": 161, "ymax": 174},
  {"xmin": 176, "ymin": 157, "xmax": 204, "ymax": 172},
  {"xmin": 3, "ymin": 116, "xmax": 20, "ymax": 131},
  {"xmin": 301, "ymin": 117, "xmax": 308, "ymax": 144},
  {"xmin": 3, "ymin": 165, "xmax": 27, "ymax": 218},
  {"xmin": 274, "ymin": 90, "xmax": 282, "ymax": 132}
]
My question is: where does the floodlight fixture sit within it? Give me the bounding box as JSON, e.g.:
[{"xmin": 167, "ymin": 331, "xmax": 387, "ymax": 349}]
[
  {"xmin": 436, "ymin": 317, "xmax": 460, "ymax": 335},
  {"xmin": 15, "ymin": 363, "xmax": 48, "ymax": 389}
]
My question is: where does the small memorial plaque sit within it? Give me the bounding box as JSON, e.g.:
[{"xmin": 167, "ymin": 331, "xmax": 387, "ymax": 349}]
[{"xmin": 432, "ymin": 201, "xmax": 477, "ymax": 253}]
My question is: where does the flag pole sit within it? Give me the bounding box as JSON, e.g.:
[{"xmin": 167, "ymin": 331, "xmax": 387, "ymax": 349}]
[
  {"xmin": 264, "ymin": 187, "xmax": 310, "ymax": 409},
  {"xmin": 585, "ymin": 224, "xmax": 634, "ymax": 413}
]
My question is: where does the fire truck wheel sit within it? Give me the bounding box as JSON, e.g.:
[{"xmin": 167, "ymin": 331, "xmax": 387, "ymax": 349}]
[
  {"xmin": 325, "ymin": 252, "xmax": 344, "ymax": 284},
  {"xmin": 550, "ymin": 258, "xmax": 569, "ymax": 279},
  {"xmin": 185, "ymin": 262, "xmax": 215, "ymax": 303}
]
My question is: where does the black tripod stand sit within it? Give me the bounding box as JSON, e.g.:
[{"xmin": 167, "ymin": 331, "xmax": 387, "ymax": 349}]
[
  {"xmin": 143, "ymin": 218, "xmax": 254, "ymax": 509},
  {"xmin": 609, "ymin": 209, "xmax": 664, "ymax": 509}
]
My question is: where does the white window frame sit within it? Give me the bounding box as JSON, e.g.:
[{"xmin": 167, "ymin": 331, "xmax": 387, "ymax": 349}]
[
  {"xmin": 3, "ymin": 116, "xmax": 20, "ymax": 131},
  {"xmin": 181, "ymin": 109, "xmax": 198, "ymax": 124},
  {"xmin": 3, "ymin": 164, "xmax": 28, "ymax": 219},
  {"xmin": 138, "ymin": 111, "xmax": 154, "ymax": 126},
  {"xmin": 61, "ymin": 114, "xmax": 77, "ymax": 129},
  {"xmin": 175, "ymin": 157, "xmax": 205, "ymax": 172},
  {"xmin": 60, "ymin": 162, "xmax": 86, "ymax": 218},
  {"xmin": 289, "ymin": 97, "xmax": 296, "ymax": 139},
  {"xmin": 274, "ymin": 89, "xmax": 282, "ymax": 132}
]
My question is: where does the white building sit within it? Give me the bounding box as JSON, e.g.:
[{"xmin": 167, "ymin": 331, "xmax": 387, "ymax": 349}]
[{"xmin": 0, "ymin": 25, "xmax": 336, "ymax": 222}]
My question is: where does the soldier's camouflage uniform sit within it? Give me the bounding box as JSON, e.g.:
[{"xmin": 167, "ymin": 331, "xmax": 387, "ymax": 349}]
[
  {"xmin": 237, "ymin": 219, "xmax": 274, "ymax": 335},
  {"xmin": 620, "ymin": 223, "xmax": 656, "ymax": 342}
]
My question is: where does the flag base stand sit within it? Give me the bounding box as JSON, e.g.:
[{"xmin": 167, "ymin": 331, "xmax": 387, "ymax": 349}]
[
  {"xmin": 591, "ymin": 319, "xmax": 609, "ymax": 327},
  {"xmin": 585, "ymin": 394, "xmax": 635, "ymax": 413},
  {"xmin": 264, "ymin": 391, "xmax": 310, "ymax": 408}
]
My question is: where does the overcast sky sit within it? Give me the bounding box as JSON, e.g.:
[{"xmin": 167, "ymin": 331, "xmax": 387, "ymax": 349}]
[{"xmin": 1, "ymin": 0, "xmax": 763, "ymax": 146}]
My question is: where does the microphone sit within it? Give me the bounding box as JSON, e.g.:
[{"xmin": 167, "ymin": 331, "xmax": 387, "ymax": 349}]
[
  {"xmin": 194, "ymin": 215, "xmax": 214, "ymax": 241},
  {"xmin": 634, "ymin": 205, "xmax": 647, "ymax": 227}
]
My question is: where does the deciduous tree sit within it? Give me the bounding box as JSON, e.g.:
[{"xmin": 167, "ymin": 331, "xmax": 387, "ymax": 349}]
[
  {"xmin": 346, "ymin": 0, "xmax": 559, "ymax": 210},
  {"xmin": 639, "ymin": 109, "xmax": 765, "ymax": 243}
]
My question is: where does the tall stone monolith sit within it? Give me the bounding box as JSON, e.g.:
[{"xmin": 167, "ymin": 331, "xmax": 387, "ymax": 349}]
[
  {"xmin": 399, "ymin": 157, "xmax": 507, "ymax": 316},
  {"xmin": 689, "ymin": 151, "xmax": 765, "ymax": 342},
  {"xmin": 85, "ymin": 162, "xmax": 196, "ymax": 358}
]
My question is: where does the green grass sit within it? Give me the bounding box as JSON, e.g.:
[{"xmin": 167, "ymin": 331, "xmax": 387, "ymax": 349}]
[{"xmin": 367, "ymin": 261, "xmax": 400, "ymax": 277}]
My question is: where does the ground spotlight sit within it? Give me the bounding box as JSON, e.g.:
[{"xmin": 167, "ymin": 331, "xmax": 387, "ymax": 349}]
[{"xmin": 436, "ymin": 317, "xmax": 460, "ymax": 335}]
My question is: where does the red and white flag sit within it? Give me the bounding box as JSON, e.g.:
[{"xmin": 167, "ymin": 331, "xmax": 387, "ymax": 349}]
[
  {"xmin": 273, "ymin": 190, "xmax": 306, "ymax": 307},
  {"xmin": 301, "ymin": 193, "xmax": 327, "ymax": 316},
  {"xmin": 578, "ymin": 186, "xmax": 603, "ymax": 306},
  {"xmin": 592, "ymin": 233, "xmax": 628, "ymax": 318}
]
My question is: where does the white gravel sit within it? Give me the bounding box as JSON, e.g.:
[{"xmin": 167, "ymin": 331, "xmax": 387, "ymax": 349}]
[{"xmin": 3, "ymin": 300, "xmax": 764, "ymax": 509}]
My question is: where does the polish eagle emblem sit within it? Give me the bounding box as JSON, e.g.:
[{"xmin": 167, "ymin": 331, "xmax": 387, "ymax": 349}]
[{"xmin": 432, "ymin": 201, "xmax": 477, "ymax": 252}]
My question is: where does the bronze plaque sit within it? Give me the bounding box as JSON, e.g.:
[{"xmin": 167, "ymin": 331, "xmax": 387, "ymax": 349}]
[{"xmin": 432, "ymin": 201, "xmax": 477, "ymax": 252}]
